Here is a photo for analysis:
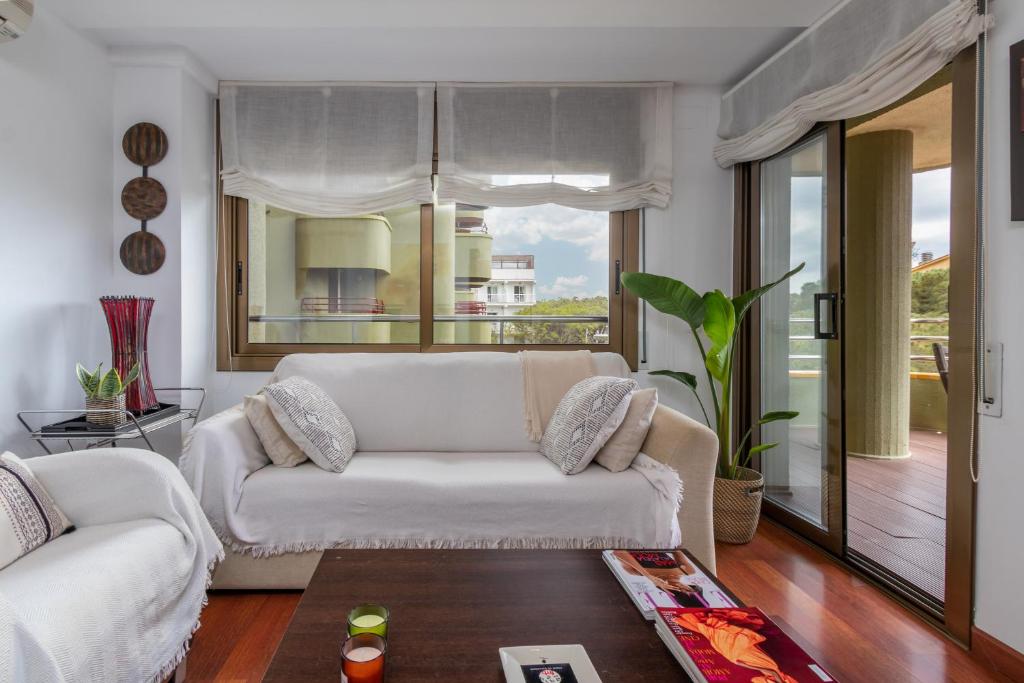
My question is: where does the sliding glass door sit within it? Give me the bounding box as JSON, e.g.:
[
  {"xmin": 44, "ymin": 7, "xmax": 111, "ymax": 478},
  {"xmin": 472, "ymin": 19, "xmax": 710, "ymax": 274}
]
[{"xmin": 750, "ymin": 124, "xmax": 845, "ymax": 554}]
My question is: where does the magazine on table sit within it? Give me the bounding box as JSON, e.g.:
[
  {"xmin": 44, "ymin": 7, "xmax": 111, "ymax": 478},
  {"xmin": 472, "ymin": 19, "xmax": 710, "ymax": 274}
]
[
  {"xmin": 602, "ymin": 549, "xmax": 737, "ymax": 619},
  {"xmin": 655, "ymin": 606, "xmax": 837, "ymax": 683}
]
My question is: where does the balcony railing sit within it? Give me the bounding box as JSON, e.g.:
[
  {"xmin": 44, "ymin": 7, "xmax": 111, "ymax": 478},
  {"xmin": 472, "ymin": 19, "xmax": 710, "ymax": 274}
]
[
  {"xmin": 455, "ymin": 301, "xmax": 488, "ymax": 315},
  {"xmin": 787, "ymin": 317, "xmax": 948, "ymax": 364},
  {"xmin": 300, "ymin": 297, "xmax": 386, "ymax": 314}
]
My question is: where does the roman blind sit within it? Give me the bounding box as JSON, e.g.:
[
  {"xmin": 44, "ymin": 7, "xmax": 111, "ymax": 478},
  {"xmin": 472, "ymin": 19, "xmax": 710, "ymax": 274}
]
[
  {"xmin": 219, "ymin": 82, "xmax": 435, "ymax": 216},
  {"xmin": 436, "ymin": 83, "xmax": 673, "ymax": 211},
  {"xmin": 715, "ymin": 0, "xmax": 990, "ymax": 167}
]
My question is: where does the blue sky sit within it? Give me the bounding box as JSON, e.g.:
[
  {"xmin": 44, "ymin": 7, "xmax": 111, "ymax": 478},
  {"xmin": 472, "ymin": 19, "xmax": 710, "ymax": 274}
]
[{"xmin": 484, "ymin": 203, "xmax": 609, "ymax": 300}]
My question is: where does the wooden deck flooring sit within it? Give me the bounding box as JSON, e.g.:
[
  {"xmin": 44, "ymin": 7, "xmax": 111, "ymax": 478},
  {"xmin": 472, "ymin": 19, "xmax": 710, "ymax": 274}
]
[{"xmin": 768, "ymin": 427, "xmax": 947, "ymax": 600}]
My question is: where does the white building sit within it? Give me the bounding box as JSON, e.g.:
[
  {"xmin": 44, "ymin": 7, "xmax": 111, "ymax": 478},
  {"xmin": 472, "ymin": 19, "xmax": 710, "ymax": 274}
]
[{"xmin": 475, "ymin": 255, "xmax": 536, "ymax": 316}]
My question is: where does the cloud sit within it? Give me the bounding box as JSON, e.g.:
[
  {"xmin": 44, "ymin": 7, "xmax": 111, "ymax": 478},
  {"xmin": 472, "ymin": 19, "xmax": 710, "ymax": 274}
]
[
  {"xmin": 485, "ymin": 205, "xmax": 608, "ymax": 262},
  {"xmin": 538, "ymin": 274, "xmax": 596, "ymax": 298}
]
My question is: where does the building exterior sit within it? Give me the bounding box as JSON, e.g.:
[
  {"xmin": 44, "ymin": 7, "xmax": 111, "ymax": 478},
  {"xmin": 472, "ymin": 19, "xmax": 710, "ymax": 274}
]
[{"xmin": 475, "ymin": 255, "xmax": 536, "ymax": 316}]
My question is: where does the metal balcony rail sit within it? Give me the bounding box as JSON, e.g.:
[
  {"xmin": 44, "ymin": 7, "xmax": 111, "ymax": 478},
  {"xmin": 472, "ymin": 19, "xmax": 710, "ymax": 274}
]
[
  {"xmin": 300, "ymin": 297, "xmax": 386, "ymax": 314},
  {"xmin": 487, "ymin": 296, "xmax": 533, "ymax": 304},
  {"xmin": 455, "ymin": 301, "xmax": 488, "ymax": 315},
  {"xmin": 787, "ymin": 317, "xmax": 949, "ymax": 362}
]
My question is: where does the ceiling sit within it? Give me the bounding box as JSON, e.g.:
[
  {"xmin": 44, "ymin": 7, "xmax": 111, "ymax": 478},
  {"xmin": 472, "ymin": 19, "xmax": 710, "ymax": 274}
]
[{"xmin": 46, "ymin": 0, "xmax": 840, "ymax": 84}]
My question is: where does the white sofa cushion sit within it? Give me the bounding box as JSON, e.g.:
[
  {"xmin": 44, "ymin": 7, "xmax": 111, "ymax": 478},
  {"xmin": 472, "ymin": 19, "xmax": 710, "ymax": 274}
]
[
  {"xmin": 230, "ymin": 452, "xmax": 679, "ymax": 552},
  {"xmin": 271, "ymin": 352, "xmax": 630, "ymax": 452},
  {"xmin": 243, "ymin": 394, "xmax": 307, "ymax": 467}
]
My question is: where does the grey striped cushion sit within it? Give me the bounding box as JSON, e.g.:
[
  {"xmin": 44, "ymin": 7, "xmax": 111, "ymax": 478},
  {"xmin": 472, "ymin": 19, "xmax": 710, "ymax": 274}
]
[
  {"xmin": 263, "ymin": 377, "xmax": 357, "ymax": 473},
  {"xmin": 540, "ymin": 376, "xmax": 638, "ymax": 474},
  {"xmin": 0, "ymin": 451, "xmax": 73, "ymax": 570}
]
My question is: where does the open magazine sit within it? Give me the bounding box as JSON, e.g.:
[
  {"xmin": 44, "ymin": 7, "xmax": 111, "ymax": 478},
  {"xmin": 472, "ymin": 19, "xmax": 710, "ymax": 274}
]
[
  {"xmin": 655, "ymin": 606, "xmax": 836, "ymax": 683},
  {"xmin": 602, "ymin": 549, "xmax": 737, "ymax": 620}
]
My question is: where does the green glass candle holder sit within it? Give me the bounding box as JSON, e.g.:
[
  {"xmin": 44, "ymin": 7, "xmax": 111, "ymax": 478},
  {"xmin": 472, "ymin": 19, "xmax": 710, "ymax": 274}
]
[{"xmin": 347, "ymin": 604, "xmax": 389, "ymax": 638}]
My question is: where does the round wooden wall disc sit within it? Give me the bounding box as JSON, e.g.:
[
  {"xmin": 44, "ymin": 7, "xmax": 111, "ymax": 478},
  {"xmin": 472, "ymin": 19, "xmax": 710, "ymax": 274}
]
[
  {"xmin": 121, "ymin": 177, "xmax": 167, "ymax": 220},
  {"xmin": 122, "ymin": 122, "xmax": 168, "ymax": 167},
  {"xmin": 119, "ymin": 231, "xmax": 166, "ymax": 275}
]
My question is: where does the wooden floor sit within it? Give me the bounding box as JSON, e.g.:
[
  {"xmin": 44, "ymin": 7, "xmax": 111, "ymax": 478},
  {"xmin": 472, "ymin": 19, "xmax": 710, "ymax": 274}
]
[
  {"xmin": 770, "ymin": 427, "xmax": 947, "ymax": 600},
  {"xmin": 188, "ymin": 523, "xmax": 1006, "ymax": 682}
]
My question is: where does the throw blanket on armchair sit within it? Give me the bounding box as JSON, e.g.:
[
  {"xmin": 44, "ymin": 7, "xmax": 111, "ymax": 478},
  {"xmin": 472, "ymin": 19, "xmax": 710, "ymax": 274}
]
[
  {"xmin": 0, "ymin": 449, "xmax": 223, "ymax": 683},
  {"xmin": 520, "ymin": 350, "xmax": 596, "ymax": 441}
]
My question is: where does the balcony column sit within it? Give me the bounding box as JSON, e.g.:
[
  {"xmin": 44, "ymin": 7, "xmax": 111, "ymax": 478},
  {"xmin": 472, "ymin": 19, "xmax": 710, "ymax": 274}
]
[{"xmin": 846, "ymin": 130, "xmax": 913, "ymax": 459}]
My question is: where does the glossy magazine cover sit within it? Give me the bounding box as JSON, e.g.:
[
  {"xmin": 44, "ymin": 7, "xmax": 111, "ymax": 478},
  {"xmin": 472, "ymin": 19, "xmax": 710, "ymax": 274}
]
[
  {"xmin": 603, "ymin": 550, "xmax": 736, "ymax": 614},
  {"xmin": 656, "ymin": 607, "xmax": 836, "ymax": 683}
]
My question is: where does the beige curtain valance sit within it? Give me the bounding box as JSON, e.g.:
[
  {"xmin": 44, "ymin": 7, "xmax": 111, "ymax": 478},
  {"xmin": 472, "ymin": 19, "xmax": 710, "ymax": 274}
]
[{"xmin": 715, "ymin": 0, "xmax": 990, "ymax": 167}]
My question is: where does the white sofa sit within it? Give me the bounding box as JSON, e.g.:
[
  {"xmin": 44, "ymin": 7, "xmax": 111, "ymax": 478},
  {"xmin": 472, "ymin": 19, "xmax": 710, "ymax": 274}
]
[
  {"xmin": 181, "ymin": 352, "xmax": 718, "ymax": 589},
  {"xmin": 0, "ymin": 449, "xmax": 222, "ymax": 683}
]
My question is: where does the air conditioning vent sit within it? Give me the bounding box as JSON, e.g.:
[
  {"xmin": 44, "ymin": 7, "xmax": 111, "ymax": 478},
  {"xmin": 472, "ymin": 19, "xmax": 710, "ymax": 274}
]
[{"xmin": 0, "ymin": 0, "xmax": 33, "ymax": 43}]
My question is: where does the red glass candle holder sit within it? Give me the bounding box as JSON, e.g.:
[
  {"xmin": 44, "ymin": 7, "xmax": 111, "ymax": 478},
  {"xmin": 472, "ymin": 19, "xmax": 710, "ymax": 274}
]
[
  {"xmin": 100, "ymin": 296, "xmax": 158, "ymax": 414},
  {"xmin": 341, "ymin": 633, "xmax": 386, "ymax": 683}
]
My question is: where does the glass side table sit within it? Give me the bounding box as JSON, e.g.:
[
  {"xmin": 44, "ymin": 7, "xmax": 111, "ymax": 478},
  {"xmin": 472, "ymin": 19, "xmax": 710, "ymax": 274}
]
[{"xmin": 17, "ymin": 387, "xmax": 205, "ymax": 454}]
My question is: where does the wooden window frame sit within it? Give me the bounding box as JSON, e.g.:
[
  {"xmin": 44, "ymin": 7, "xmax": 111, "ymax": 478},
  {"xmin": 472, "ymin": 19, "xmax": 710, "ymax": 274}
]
[{"xmin": 217, "ymin": 193, "xmax": 640, "ymax": 371}]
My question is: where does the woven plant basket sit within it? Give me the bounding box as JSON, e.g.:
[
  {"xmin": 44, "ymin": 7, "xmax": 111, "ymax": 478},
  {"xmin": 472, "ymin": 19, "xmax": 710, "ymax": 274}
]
[
  {"xmin": 713, "ymin": 466, "xmax": 765, "ymax": 544},
  {"xmin": 85, "ymin": 395, "xmax": 127, "ymax": 427}
]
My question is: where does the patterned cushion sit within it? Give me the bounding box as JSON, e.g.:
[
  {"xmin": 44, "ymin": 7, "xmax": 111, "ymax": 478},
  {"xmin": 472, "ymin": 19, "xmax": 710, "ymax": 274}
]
[
  {"xmin": 540, "ymin": 376, "xmax": 638, "ymax": 475},
  {"xmin": 244, "ymin": 394, "xmax": 308, "ymax": 467},
  {"xmin": 0, "ymin": 451, "xmax": 74, "ymax": 570},
  {"xmin": 263, "ymin": 377, "xmax": 357, "ymax": 473}
]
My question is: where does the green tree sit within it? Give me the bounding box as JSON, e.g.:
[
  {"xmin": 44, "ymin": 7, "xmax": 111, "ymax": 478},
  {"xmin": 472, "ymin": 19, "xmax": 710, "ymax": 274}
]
[
  {"xmin": 500, "ymin": 296, "xmax": 609, "ymax": 344},
  {"xmin": 911, "ymin": 268, "xmax": 949, "ymax": 316}
]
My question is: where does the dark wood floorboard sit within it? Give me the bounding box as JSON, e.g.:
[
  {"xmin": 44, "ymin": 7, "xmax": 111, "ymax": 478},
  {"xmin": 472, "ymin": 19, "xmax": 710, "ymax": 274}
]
[
  {"xmin": 188, "ymin": 523, "xmax": 1005, "ymax": 682},
  {"xmin": 780, "ymin": 427, "xmax": 947, "ymax": 599}
]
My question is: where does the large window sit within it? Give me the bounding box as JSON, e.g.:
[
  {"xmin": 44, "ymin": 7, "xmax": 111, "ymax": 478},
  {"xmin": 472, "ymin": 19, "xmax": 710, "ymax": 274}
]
[
  {"xmin": 220, "ymin": 197, "xmax": 638, "ymax": 369},
  {"xmin": 217, "ymin": 81, "xmax": 665, "ymax": 370}
]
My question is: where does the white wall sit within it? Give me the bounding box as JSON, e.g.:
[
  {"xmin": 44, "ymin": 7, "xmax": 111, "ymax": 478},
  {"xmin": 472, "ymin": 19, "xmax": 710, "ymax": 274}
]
[
  {"xmin": 642, "ymin": 87, "xmax": 733, "ymax": 418},
  {"xmin": 0, "ymin": 9, "xmax": 113, "ymax": 453},
  {"xmin": 974, "ymin": 0, "xmax": 1024, "ymax": 654}
]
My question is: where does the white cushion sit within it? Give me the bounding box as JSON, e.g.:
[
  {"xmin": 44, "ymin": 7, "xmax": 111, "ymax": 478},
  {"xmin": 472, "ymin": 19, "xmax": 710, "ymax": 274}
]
[
  {"xmin": 596, "ymin": 388, "xmax": 659, "ymax": 472},
  {"xmin": 271, "ymin": 352, "xmax": 631, "ymax": 452},
  {"xmin": 243, "ymin": 395, "xmax": 307, "ymax": 467},
  {"xmin": 234, "ymin": 451, "xmax": 677, "ymax": 548}
]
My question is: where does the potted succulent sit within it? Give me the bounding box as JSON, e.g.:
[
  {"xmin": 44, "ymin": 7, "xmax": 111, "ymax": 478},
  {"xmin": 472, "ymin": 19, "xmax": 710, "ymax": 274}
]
[
  {"xmin": 76, "ymin": 362, "xmax": 140, "ymax": 427},
  {"xmin": 621, "ymin": 263, "xmax": 804, "ymax": 543}
]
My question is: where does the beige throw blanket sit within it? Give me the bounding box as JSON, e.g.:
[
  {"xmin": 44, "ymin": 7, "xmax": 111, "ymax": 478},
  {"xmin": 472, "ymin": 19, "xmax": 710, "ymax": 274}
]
[{"xmin": 520, "ymin": 350, "xmax": 596, "ymax": 441}]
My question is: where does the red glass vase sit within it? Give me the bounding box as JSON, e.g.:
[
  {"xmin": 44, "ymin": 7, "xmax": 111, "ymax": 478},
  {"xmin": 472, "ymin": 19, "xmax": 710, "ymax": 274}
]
[{"xmin": 100, "ymin": 296, "xmax": 158, "ymax": 414}]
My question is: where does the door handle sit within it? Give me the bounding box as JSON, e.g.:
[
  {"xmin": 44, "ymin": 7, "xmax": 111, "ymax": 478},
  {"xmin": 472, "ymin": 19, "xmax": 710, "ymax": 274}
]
[
  {"xmin": 814, "ymin": 292, "xmax": 838, "ymax": 340},
  {"xmin": 614, "ymin": 259, "xmax": 622, "ymax": 295}
]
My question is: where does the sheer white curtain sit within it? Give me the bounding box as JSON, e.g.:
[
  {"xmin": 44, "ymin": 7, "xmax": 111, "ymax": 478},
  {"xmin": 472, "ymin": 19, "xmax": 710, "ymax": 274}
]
[
  {"xmin": 715, "ymin": 0, "xmax": 990, "ymax": 167},
  {"xmin": 436, "ymin": 83, "xmax": 673, "ymax": 211},
  {"xmin": 219, "ymin": 82, "xmax": 434, "ymax": 216}
]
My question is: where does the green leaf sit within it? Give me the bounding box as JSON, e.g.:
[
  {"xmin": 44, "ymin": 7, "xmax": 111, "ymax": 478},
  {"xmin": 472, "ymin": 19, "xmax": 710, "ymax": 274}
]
[
  {"xmin": 759, "ymin": 410, "xmax": 799, "ymax": 425},
  {"xmin": 702, "ymin": 290, "xmax": 735, "ymax": 382},
  {"xmin": 648, "ymin": 370, "xmax": 697, "ymax": 391},
  {"xmin": 97, "ymin": 368, "xmax": 123, "ymax": 399},
  {"xmin": 76, "ymin": 362, "xmax": 102, "ymax": 397},
  {"xmin": 621, "ymin": 272, "xmax": 706, "ymax": 329},
  {"xmin": 123, "ymin": 362, "xmax": 140, "ymax": 386},
  {"xmin": 749, "ymin": 442, "xmax": 780, "ymax": 456},
  {"xmin": 731, "ymin": 262, "xmax": 806, "ymax": 324}
]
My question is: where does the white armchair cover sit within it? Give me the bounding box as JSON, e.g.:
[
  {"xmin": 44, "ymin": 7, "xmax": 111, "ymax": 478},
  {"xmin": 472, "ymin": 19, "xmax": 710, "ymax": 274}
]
[{"xmin": 0, "ymin": 449, "xmax": 223, "ymax": 683}]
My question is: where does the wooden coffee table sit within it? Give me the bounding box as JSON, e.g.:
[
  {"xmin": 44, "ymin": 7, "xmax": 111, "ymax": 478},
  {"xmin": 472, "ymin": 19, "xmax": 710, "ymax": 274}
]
[{"xmin": 264, "ymin": 549, "xmax": 721, "ymax": 681}]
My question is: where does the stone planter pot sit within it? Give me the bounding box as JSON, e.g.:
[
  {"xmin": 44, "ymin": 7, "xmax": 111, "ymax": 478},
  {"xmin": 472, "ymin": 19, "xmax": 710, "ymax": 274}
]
[
  {"xmin": 713, "ymin": 466, "xmax": 765, "ymax": 544},
  {"xmin": 85, "ymin": 395, "xmax": 127, "ymax": 427}
]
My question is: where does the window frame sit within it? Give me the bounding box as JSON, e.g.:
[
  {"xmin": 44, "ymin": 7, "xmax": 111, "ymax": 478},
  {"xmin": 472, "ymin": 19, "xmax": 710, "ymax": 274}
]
[{"xmin": 217, "ymin": 195, "xmax": 640, "ymax": 371}]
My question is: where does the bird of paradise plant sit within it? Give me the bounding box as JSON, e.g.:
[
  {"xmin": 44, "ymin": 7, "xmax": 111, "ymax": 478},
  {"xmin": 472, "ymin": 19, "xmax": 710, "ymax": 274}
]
[{"xmin": 621, "ymin": 263, "xmax": 805, "ymax": 480}]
